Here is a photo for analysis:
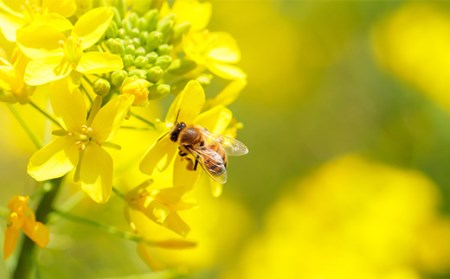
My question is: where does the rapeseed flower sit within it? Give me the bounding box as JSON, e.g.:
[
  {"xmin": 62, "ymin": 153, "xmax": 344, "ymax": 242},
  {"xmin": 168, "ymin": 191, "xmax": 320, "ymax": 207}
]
[
  {"xmin": 17, "ymin": 7, "xmax": 122, "ymax": 86},
  {"xmin": 0, "ymin": 48, "xmax": 31, "ymax": 103},
  {"xmin": 3, "ymin": 195, "xmax": 49, "ymax": 259},
  {"xmin": 0, "ymin": 0, "xmax": 247, "ymax": 274},
  {"xmin": 125, "ymin": 182, "xmax": 196, "ymax": 237},
  {"xmin": 27, "ymin": 81, "xmax": 134, "ymax": 203},
  {"xmin": 139, "ymin": 80, "xmax": 237, "ymax": 195},
  {"xmin": 0, "ymin": 0, "xmax": 76, "ymax": 42}
]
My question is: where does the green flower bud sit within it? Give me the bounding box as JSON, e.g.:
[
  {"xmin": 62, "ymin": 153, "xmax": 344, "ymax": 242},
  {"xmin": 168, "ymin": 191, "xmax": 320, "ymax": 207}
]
[
  {"xmin": 139, "ymin": 31, "xmax": 149, "ymax": 45},
  {"xmin": 137, "ymin": 18, "xmax": 147, "ymax": 31},
  {"xmin": 108, "ymin": 38, "xmax": 125, "ymax": 55},
  {"xmin": 130, "ymin": 27, "xmax": 140, "ymax": 39},
  {"xmin": 144, "ymin": 10, "xmax": 158, "ymax": 31},
  {"xmin": 157, "ymin": 15, "xmax": 174, "ymax": 42},
  {"xmin": 173, "ymin": 22, "xmax": 191, "ymax": 42},
  {"xmin": 123, "ymin": 54, "xmax": 135, "ymax": 67},
  {"xmin": 135, "ymin": 55, "xmax": 149, "ymax": 68},
  {"xmin": 148, "ymin": 83, "xmax": 171, "ymax": 100},
  {"xmin": 157, "ymin": 44, "xmax": 171, "ymax": 55},
  {"xmin": 146, "ymin": 31, "xmax": 163, "ymax": 51},
  {"xmin": 128, "ymin": 69, "xmax": 147, "ymax": 79},
  {"xmin": 93, "ymin": 78, "xmax": 111, "ymax": 96},
  {"xmin": 132, "ymin": 0, "xmax": 152, "ymax": 16},
  {"xmin": 118, "ymin": 28, "xmax": 127, "ymax": 39},
  {"xmin": 125, "ymin": 44, "xmax": 136, "ymax": 55},
  {"xmin": 146, "ymin": 52, "xmax": 158, "ymax": 64},
  {"xmin": 105, "ymin": 21, "xmax": 118, "ymax": 38},
  {"xmin": 128, "ymin": 12, "xmax": 139, "ymax": 27},
  {"xmin": 146, "ymin": 66, "xmax": 164, "ymax": 83},
  {"xmin": 111, "ymin": 70, "xmax": 128, "ymax": 87},
  {"xmin": 132, "ymin": 37, "xmax": 141, "ymax": 47},
  {"xmin": 112, "ymin": 0, "xmax": 126, "ymax": 19},
  {"xmin": 135, "ymin": 47, "xmax": 146, "ymax": 57},
  {"xmin": 155, "ymin": 55, "xmax": 172, "ymax": 70}
]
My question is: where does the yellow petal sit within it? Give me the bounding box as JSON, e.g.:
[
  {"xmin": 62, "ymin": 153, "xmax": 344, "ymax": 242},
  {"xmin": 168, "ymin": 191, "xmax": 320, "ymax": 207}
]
[
  {"xmin": 172, "ymin": 0, "xmax": 211, "ymax": 32},
  {"xmin": 163, "ymin": 212, "xmax": 190, "ymax": 237},
  {"xmin": 79, "ymin": 144, "xmax": 113, "ymax": 203},
  {"xmin": 24, "ymin": 55, "xmax": 71, "ymax": 86},
  {"xmin": 165, "ymin": 80, "xmax": 205, "ymax": 124},
  {"xmin": 90, "ymin": 94, "xmax": 134, "ymax": 142},
  {"xmin": 206, "ymin": 62, "xmax": 246, "ymax": 80},
  {"xmin": 0, "ymin": 57, "xmax": 15, "ymax": 91},
  {"xmin": 76, "ymin": 52, "xmax": 123, "ymax": 74},
  {"xmin": 210, "ymin": 180, "xmax": 223, "ymax": 198},
  {"xmin": 0, "ymin": 9, "xmax": 23, "ymax": 42},
  {"xmin": 205, "ymin": 78, "xmax": 247, "ymax": 108},
  {"xmin": 50, "ymin": 82, "xmax": 87, "ymax": 131},
  {"xmin": 17, "ymin": 24, "xmax": 66, "ymax": 59},
  {"xmin": 42, "ymin": 0, "xmax": 77, "ymax": 18},
  {"xmin": 207, "ymin": 32, "xmax": 241, "ymax": 63},
  {"xmin": 139, "ymin": 136, "xmax": 177, "ymax": 175},
  {"xmin": 27, "ymin": 136, "xmax": 79, "ymax": 181},
  {"xmin": 73, "ymin": 7, "xmax": 114, "ymax": 50},
  {"xmin": 194, "ymin": 105, "xmax": 232, "ymax": 134},
  {"xmin": 32, "ymin": 13, "xmax": 74, "ymax": 33},
  {"xmin": 23, "ymin": 219, "xmax": 50, "ymax": 248},
  {"xmin": 3, "ymin": 226, "xmax": 19, "ymax": 259},
  {"xmin": 173, "ymin": 155, "xmax": 200, "ymax": 189}
]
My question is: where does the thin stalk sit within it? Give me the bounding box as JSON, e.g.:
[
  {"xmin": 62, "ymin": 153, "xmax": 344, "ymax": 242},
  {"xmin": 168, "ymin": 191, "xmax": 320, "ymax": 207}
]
[
  {"xmin": 129, "ymin": 111, "xmax": 156, "ymax": 129},
  {"xmin": 52, "ymin": 209, "xmax": 143, "ymax": 243},
  {"xmin": 112, "ymin": 186, "xmax": 125, "ymax": 199},
  {"xmin": 28, "ymin": 101, "xmax": 61, "ymax": 128},
  {"xmin": 7, "ymin": 104, "xmax": 42, "ymax": 149},
  {"xmin": 52, "ymin": 209, "xmax": 196, "ymax": 250},
  {"xmin": 13, "ymin": 177, "xmax": 64, "ymax": 279}
]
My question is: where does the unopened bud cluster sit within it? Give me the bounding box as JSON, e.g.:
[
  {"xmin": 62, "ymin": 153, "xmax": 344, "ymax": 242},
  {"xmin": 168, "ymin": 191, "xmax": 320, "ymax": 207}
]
[{"xmin": 98, "ymin": 6, "xmax": 192, "ymax": 102}]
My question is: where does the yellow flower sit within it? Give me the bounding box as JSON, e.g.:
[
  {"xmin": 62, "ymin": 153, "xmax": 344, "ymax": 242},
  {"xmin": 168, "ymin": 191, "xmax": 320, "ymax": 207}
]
[
  {"xmin": 27, "ymin": 81, "xmax": 134, "ymax": 203},
  {"xmin": 161, "ymin": 0, "xmax": 212, "ymax": 33},
  {"xmin": 120, "ymin": 77, "xmax": 151, "ymax": 106},
  {"xmin": 139, "ymin": 80, "xmax": 235, "ymax": 194},
  {"xmin": 3, "ymin": 195, "xmax": 49, "ymax": 259},
  {"xmin": 16, "ymin": 7, "xmax": 122, "ymax": 86},
  {"xmin": 0, "ymin": 48, "xmax": 32, "ymax": 103},
  {"xmin": 0, "ymin": 0, "xmax": 77, "ymax": 42},
  {"xmin": 125, "ymin": 182, "xmax": 196, "ymax": 237},
  {"xmin": 184, "ymin": 31, "xmax": 246, "ymax": 80},
  {"xmin": 226, "ymin": 155, "xmax": 450, "ymax": 279}
]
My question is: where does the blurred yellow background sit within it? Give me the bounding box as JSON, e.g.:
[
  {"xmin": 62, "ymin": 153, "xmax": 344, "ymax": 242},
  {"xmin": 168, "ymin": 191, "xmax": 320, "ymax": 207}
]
[{"xmin": 2, "ymin": 1, "xmax": 450, "ymax": 278}]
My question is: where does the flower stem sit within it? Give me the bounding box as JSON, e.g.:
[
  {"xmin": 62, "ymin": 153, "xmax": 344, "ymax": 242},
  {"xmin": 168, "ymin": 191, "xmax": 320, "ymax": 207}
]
[
  {"xmin": 29, "ymin": 101, "xmax": 62, "ymax": 128},
  {"xmin": 13, "ymin": 177, "xmax": 64, "ymax": 279},
  {"xmin": 7, "ymin": 104, "xmax": 42, "ymax": 149},
  {"xmin": 52, "ymin": 209, "xmax": 142, "ymax": 243},
  {"xmin": 129, "ymin": 111, "xmax": 156, "ymax": 129}
]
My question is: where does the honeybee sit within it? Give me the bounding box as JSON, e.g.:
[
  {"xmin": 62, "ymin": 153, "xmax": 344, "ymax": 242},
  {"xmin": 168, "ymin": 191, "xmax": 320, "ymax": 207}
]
[{"xmin": 169, "ymin": 121, "xmax": 248, "ymax": 184}]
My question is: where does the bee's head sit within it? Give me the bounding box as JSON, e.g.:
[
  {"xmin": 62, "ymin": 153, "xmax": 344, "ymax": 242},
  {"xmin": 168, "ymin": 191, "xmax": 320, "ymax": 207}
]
[{"xmin": 170, "ymin": 122, "xmax": 186, "ymax": 142}]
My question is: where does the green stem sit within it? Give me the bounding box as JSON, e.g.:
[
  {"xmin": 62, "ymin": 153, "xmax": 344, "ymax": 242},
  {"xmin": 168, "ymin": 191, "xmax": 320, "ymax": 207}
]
[
  {"xmin": 7, "ymin": 104, "xmax": 42, "ymax": 149},
  {"xmin": 29, "ymin": 101, "xmax": 62, "ymax": 128},
  {"xmin": 13, "ymin": 177, "xmax": 64, "ymax": 279},
  {"xmin": 129, "ymin": 111, "xmax": 156, "ymax": 129},
  {"xmin": 52, "ymin": 209, "xmax": 144, "ymax": 244}
]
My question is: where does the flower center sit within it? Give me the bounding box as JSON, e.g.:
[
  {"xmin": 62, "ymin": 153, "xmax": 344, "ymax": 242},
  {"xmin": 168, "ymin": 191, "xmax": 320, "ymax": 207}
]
[
  {"xmin": 60, "ymin": 36, "xmax": 83, "ymax": 68},
  {"xmin": 72, "ymin": 125, "xmax": 93, "ymax": 150}
]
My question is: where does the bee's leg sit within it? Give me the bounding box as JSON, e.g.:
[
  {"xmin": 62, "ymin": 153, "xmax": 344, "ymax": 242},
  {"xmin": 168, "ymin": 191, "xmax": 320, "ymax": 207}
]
[
  {"xmin": 186, "ymin": 158, "xmax": 194, "ymax": 171},
  {"xmin": 193, "ymin": 157, "xmax": 199, "ymax": 171},
  {"xmin": 178, "ymin": 147, "xmax": 188, "ymax": 157}
]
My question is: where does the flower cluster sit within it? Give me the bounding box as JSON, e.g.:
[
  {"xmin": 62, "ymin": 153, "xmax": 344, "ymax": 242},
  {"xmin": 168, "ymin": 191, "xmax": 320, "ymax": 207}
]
[{"xmin": 0, "ymin": 0, "xmax": 247, "ymax": 273}]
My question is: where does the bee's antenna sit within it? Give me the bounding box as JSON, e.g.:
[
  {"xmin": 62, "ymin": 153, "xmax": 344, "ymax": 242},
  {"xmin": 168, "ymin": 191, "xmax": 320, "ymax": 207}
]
[{"xmin": 174, "ymin": 109, "xmax": 181, "ymax": 124}]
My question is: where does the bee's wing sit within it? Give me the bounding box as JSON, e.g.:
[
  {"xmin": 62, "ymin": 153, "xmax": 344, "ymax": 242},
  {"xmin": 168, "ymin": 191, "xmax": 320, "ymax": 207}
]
[
  {"xmin": 202, "ymin": 130, "xmax": 248, "ymax": 156},
  {"xmin": 186, "ymin": 146, "xmax": 228, "ymax": 184}
]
